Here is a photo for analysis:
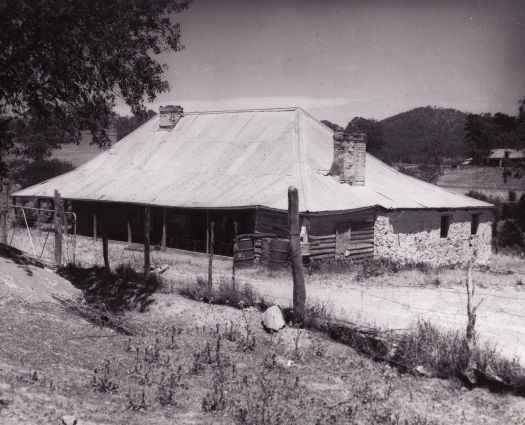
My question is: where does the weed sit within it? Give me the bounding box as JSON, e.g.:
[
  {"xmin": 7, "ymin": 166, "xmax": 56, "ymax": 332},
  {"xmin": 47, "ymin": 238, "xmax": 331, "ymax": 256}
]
[
  {"xmin": 201, "ymin": 365, "xmax": 228, "ymax": 413},
  {"xmin": 126, "ymin": 389, "xmax": 148, "ymax": 411},
  {"xmin": 91, "ymin": 359, "xmax": 119, "ymax": 393},
  {"xmin": 292, "ymin": 327, "xmax": 304, "ymax": 361},
  {"xmin": 157, "ymin": 367, "xmax": 183, "ymax": 406},
  {"xmin": 179, "ymin": 277, "xmax": 260, "ymax": 309}
]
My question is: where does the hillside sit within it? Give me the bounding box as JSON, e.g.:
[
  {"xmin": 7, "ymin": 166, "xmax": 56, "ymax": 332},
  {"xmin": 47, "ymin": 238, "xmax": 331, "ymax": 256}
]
[{"xmin": 380, "ymin": 106, "xmax": 469, "ymax": 163}]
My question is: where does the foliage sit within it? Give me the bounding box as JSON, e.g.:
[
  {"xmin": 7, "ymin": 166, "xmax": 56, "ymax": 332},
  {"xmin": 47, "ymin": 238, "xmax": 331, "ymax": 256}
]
[
  {"xmin": 345, "ymin": 116, "xmax": 385, "ymax": 158},
  {"xmin": 320, "ymin": 120, "xmax": 343, "ymax": 132},
  {"xmin": 398, "ymin": 163, "xmax": 443, "ymax": 184},
  {"xmin": 381, "ymin": 106, "xmax": 468, "ymax": 164},
  {"xmin": 179, "ymin": 277, "xmax": 260, "ymax": 309},
  {"xmin": 10, "ymin": 158, "xmax": 75, "ymax": 188},
  {"xmin": 59, "ymin": 263, "xmax": 162, "ymax": 313},
  {"xmin": 114, "ymin": 109, "xmax": 157, "ymax": 141},
  {"xmin": 0, "ymin": 0, "xmax": 189, "ymax": 175},
  {"xmin": 496, "ymin": 220, "xmax": 524, "ymax": 249}
]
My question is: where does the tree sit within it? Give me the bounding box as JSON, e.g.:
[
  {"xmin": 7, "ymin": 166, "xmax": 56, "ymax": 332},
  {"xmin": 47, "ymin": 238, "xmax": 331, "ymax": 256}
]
[
  {"xmin": 321, "ymin": 120, "xmax": 343, "ymax": 132},
  {"xmin": 345, "ymin": 117, "xmax": 385, "ymax": 157},
  {"xmin": 0, "ymin": 0, "xmax": 189, "ymax": 176},
  {"xmin": 10, "ymin": 158, "xmax": 75, "ymax": 189},
  {"xmin": 114, "ymin": 110, "xmax": 157, "ymax": 141}
]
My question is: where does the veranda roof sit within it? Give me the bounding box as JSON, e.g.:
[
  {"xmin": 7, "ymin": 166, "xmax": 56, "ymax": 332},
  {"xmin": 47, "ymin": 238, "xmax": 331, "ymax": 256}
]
[{"xmin": 13, "ymin": 107, "xmax": 492, "ymax": 212}]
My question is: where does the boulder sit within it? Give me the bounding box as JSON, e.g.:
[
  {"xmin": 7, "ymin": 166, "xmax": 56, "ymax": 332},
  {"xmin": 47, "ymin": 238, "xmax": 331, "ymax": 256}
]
[
  {"xmin": 62, "ymin": 415, "xmax": 77, "ymax": 425},
  {"xmin": 261, "ymin": 305, "xmax": 285, "ymax": 332}
]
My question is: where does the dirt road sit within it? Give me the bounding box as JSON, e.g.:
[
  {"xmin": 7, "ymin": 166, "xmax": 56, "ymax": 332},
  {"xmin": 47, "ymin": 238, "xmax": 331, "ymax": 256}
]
[{"xmin": 248, "ymin": 275, "xmax": 525, "ymax": 364}]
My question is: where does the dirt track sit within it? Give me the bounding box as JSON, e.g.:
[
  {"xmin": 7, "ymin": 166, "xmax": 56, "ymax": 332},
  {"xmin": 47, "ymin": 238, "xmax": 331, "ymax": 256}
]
[{"xmin": 247, "ymin": 275, "xmax": 525, "ymax": 365}]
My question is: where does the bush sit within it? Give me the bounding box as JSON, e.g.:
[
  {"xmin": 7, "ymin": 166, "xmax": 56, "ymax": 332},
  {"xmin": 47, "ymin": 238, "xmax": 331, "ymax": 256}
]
[
  {"xmin": 179, "ymin": 277, "xmax": 259, "ymax": 309},
  {"xmin": 10, "ymin": 158, "xmax": 75, "ymax": 188},
  {"xmin": 496, "ymin": 220, "xmax": 524, "ymax": 249},
  {"xmin": 58, "ymin": 263, "xmax": 161, "ymax": 312}
]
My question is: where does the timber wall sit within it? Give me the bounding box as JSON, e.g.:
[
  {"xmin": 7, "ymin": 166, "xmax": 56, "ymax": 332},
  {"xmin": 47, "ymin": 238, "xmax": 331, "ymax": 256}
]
[{"xmin": 254, "ymin": 207, "xmax": 376, "ymax": 261}]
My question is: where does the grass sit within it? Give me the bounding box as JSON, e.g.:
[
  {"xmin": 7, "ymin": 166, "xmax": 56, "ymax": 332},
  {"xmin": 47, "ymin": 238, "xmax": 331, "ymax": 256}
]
[
  {"xmin": 179, "ymin": 276, "xmax": 262, "ymax": 310},
  {"xmin": 3, "ymin": 293, "xmax": 525, "ymax": 424},
  {"xmin": 176, "ymin": 273, "xmax": 525, "ymax": 396}
]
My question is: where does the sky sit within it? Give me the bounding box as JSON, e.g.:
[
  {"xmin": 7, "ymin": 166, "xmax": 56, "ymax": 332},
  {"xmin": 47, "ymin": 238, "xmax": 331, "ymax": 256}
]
[{"xmin": 116, "ymin": 0, "xmax": 525, "ymax": 126}]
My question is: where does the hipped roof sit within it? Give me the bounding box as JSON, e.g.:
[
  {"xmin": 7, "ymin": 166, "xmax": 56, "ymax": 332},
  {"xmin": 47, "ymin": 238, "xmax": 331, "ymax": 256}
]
[{"xmin": 13, "ymin": 107, "xmax": 492, "ymax": 212}]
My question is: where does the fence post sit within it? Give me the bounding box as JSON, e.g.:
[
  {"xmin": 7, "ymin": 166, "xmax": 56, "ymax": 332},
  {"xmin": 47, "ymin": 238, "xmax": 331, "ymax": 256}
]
[
  {"xmin": 232, "ymin": 221, "xmax": 238, "ymax": 286},
  {"xmin": 93, "ymin": 212, "xmax": 97, "ymax": 242},
  {"xmin": 288, "ymin": 186, "xmax": 306, "ymax": 323},
  {"xmin": 100, "ymin": 217, "xmax": 110, "ymax": 274},
  {"xmin": 144, "ymin": 205, "xmax": 151, "ymax": 279},
  {"xmin": 161, "ymin": 208, "xmax": 167, "ymax": 252},
  {"xmin": 208, "ymin": 221, "xmax": 214, "ymax": 289},
  {"xmin": 54, "ymin": 190, "xmax": 63, "ymax": 266},
  {"xmin": 1, "ymin": 181, "xmax": 9, "ymax": 244}
]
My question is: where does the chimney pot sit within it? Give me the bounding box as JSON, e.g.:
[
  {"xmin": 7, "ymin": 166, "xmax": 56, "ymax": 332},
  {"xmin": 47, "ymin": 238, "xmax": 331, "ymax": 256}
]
[{"xmin": 159, "ymin": 105, "xmax": 184, "ymax": 129}]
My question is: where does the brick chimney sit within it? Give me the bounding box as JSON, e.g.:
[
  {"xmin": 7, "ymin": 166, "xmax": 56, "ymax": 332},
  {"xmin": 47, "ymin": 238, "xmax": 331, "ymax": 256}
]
[
  {"xmin": 330, "ymin": 131, "xmax": 367, "ymax": 185},
  {"xmin": 159, "ymin": 105, "xmax": 183, "ymax": 129}
]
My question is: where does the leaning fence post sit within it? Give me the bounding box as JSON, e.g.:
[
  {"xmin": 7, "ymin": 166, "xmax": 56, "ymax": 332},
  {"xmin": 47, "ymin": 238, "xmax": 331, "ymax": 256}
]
[
  {"xmin": 208, "ymin": 221, "xmax": 214, "ymax": 289},
  {"xmin": 53, "ymin": 190, "xmax": 63, "ymax": 266},
  {"xmin": 288, "ymin": 186, "xmax": 306, "ymax": 323}
]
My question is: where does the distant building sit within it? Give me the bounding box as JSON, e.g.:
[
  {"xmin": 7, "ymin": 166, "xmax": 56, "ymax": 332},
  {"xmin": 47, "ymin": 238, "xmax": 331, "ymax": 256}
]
[{"xmin": 486, "ymin": 149, "xmax": 525, "ymax": 168}]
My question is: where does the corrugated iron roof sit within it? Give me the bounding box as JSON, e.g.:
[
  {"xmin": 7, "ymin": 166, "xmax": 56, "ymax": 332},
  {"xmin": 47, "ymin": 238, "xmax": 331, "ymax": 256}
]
[
  {"xmin": 488, "ymin": 149, "xmax": 525, "ymax": 160},
  {"xmin": 13, "ymin": 107, "xmax": 492, "ymax": 212}
]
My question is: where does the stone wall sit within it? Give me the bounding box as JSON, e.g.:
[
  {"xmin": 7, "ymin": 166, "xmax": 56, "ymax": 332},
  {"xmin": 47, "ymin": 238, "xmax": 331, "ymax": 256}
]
[{"xmin": 374, "ymin": 209, "xmax": 493, "ymax": 266}]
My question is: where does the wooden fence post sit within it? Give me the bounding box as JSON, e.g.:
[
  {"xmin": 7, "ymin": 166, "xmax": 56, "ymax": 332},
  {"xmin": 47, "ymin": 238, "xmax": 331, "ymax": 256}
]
[
  {"xmin": 161, "ymin": 208, "xmax": 167, "ymax": 252},
  {"xmin": 127, "ymin": 219, "xmax": 132, "ymax": 244},
  {"xmin": 232, "ymin": 221, "xmax": 238, "ymax": 286},
  {"xmin": 144, "ymin": 205, "xmax": 151, "ymax": 279},
  {"xmin": 288, "ymin": 186, "xmax": 306, "ymax": 323},
  {"xmin": 208, "ymin": 221, "xmax": 214, "ymax": 289},
  {"xmin": 100, "ymin": 217, "xmax": 110, "ymax": 274},
  {"xmin": 93, "ymin": 212, "xmax": 97, "ymax": 242},
  {"xmin": 1, "ymin": 181, "xmax": 9, "ymax": 244},
  {"xmin": 54, "ymin": 190, "xmax": 63, "ymax": 266}
]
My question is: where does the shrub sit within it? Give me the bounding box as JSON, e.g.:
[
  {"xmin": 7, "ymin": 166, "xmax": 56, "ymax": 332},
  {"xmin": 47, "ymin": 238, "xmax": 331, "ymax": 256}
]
[
  {"xmin": 497, "ymin": 220, "xmax": 524, "ymax": 249},
  {"xmin": 10, "ymin": 158, "xmax": 75, "ymax": 189},
  {"xmin": 58, "ymin": 263, "xmax": 162, "ymax": 312},
  {"xmin": 179, "ymin": 277, "xmax": 259, "ymax": 309},
  {"xmin": 392, "ymin": 321, "xmax": 470, "ymax": 378}
]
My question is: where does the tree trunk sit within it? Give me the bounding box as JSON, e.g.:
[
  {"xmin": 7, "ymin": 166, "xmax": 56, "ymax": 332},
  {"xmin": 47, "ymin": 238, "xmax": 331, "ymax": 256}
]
[{"xmin": 288, "ymin": 186, "xmax": 305, "ymax": 323}]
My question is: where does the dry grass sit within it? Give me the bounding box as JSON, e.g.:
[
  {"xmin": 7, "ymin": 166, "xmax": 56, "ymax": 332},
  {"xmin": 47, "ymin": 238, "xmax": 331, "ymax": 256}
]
[{"xmin": 2, "ymin": 291, "xmax": 525, "ymax": 424}]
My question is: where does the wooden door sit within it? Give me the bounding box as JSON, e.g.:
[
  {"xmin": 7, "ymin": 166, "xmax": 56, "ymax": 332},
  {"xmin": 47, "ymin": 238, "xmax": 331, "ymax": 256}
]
[{"xmin": 335, "ymin": 222, "xmax": 352, "ymax": 255}]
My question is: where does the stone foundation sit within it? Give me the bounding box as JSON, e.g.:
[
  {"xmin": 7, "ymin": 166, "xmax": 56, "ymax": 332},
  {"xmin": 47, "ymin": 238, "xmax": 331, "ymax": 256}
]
[{"xmin": 374, "ymin": 209, "xmax": 493, "ymax": 267}]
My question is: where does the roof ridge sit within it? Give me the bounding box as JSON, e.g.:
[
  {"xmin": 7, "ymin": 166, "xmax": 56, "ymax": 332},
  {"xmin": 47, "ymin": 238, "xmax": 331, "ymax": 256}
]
[
  {"xmin": 296, "ymin": 107, "xmax": 336, "ymax": 135},
  {"xmin": 183, "ymin": 107, "xmax": 299, "ymax": 115}
]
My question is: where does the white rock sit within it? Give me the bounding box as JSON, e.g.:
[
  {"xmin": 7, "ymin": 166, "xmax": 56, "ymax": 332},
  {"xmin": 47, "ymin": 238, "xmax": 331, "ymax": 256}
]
[
  {"xmin": 62, "ymin": 415, "xmax": 77, "ymax": 425},
  {"xmin": 261, "ymin": 305, "xmax": 285, "ymax": 332}
]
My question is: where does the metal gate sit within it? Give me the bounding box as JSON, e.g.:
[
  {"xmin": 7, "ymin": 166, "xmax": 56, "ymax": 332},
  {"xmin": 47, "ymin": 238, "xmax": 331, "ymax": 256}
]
[{"xmin": 7, "ymin": 204, "xmax": 77, "ymax": 265}]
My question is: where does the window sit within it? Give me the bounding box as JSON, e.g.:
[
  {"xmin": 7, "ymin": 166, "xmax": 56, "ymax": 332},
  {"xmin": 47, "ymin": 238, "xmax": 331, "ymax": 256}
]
[
  {"xmin": 440, "ymin": 215, "xmax": 450, "ymax": 238},
  {"xmin": 471, "ymin": 214, "xmax": 480, "ymax": 235}
]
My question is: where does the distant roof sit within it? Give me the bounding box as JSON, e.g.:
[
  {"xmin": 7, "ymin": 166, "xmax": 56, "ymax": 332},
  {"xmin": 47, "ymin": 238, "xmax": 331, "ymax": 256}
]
[
  {"xmin": 13, "ymin": 107, "xmax": 492, "ymax": 212},
  {"xmin": 488, "ymin": 149, "xmax": 525, "ymax": 160}
]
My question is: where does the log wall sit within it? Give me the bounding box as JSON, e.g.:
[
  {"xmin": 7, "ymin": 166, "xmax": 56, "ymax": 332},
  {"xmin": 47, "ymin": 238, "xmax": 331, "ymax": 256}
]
[{"xmin": 255, "ymin": 207, "xmax": 376, "ymax": 262}]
